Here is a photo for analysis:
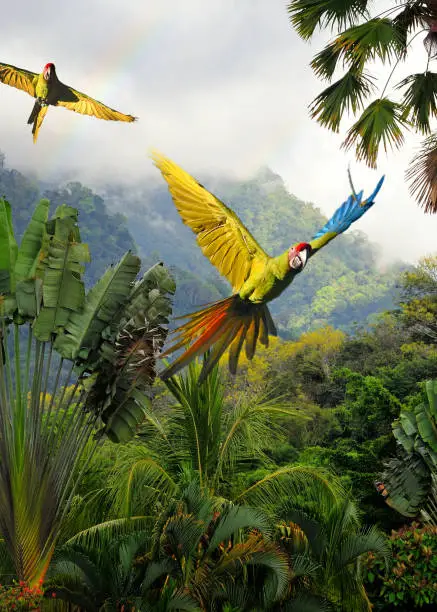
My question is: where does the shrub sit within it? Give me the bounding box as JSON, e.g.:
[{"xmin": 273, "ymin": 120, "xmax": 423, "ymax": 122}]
[
  {"xmin": 0, "ymin": 581, "xmax": 44, "ymax": 611},
  {"xmin": 364, "ymin": 523, "xmax": 437, "ymax": 610}
]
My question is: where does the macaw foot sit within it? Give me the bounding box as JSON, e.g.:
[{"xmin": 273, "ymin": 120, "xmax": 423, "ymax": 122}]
[{"xmin": 37, "ymin": 97, "xmax": 48, "ymax": 107}]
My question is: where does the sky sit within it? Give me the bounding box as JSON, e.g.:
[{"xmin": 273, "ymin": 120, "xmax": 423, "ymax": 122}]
[{"xmin": 1, "ymin": 0, "xmax": 436, "ymax": 263}]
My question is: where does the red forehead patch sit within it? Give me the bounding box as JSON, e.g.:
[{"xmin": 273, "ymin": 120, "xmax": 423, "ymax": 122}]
[{"xmin": 295, "ymin": 242, "xmax": 310, "ymax": 252}]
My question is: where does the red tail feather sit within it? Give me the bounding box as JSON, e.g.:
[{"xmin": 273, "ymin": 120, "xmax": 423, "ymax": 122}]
[{"xmin": 160, "ymin": 295, "xmax": 276, "ymax": 382}]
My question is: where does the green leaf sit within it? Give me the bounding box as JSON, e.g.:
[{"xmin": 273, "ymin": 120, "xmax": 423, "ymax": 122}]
[
  {"xmin": 15, "ymin": 279, "xmax": 43, "ymax": 318},
  {"xmin": 83, "ymin": 262, "xmax": 174, "ymax": 442},
  {"xmin": 33, "ymin": 214, "xmax": 90, "ymax": 341},
  {"xmin": 392, "ymin": 5, "xmax": 431, "ymax": 51},
  {"xmin": 287, "ymin": 0, "xmax": 368, "ymax": 41},
  {"xmin": 310, "ymin": 69, "xmax": 374, "ymax": 132},
  {"xmin": 101, "ymin": 391, "xmax": 152, "ymax": 444},
  {"xmin": 415, "ymin": 400, "xmax": 437, "ymax": 454},
  {"xmin": 0, "ymin": 198, "xmax": 18, "ymax": 294},
  {"xmin": 406, "ymin": 132, "xmax": 437, "ymax": 213},
  {"xmin": 54, "ymin": 251, "xmax": 141, "ymax": 361},
  {"xmin": 14, "ymin": 199, "xmax": 50, "ymax": 283},
  {"xmin": 342, "ymin": 98, "xmax": 408, "ymax": 167},
  {"xmin": 334, "ymin": 18, "xmax": 405, "ymax": 65},
  {"xmin": 311, "ymin": 40, "xmax": 344, "ymax": 80},
  {"xmin": 398, "ymin": 73, "xmax": 437, "ymax": 135}
]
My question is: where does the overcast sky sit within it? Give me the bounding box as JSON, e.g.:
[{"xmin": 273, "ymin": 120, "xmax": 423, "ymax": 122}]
[{"xmin": 1, "ymin": 0, "xmax": 436, "ymax": 263}]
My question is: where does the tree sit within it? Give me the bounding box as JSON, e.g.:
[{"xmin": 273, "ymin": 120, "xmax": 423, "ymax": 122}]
[
  {"xmin": 380, "ymin": 379, "xmax": 437, "ymax": 522},
  {"xmin": 277, "ymin": 487, "xmax": 389, "ymax": 612},
  {"xmin": 288, "ymin": 1, "xmax": 437, "ymax": 212},
  {"xmin": 89, "ymin": 358, "xmax": 339, "ymax": 522},
  {"xmin": 399, "ymin": 255, "xmax": 437, "ymax": 342},
  {"xmin": 49, "ymin": 483, "xmax": 290, "ymax": 611},
  {"xmin": 0, "ymin": 197, "xmax": 175, "ymax": 585}
]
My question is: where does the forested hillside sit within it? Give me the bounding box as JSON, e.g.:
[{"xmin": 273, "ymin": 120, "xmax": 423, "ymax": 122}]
[
  {"xmin": 1, "ymin": 154, "xmax": 437, "ymax": 610},
  {"xmin": 0, "ymin": 152, "xmax": 402, "ymax": 338},
  {"xmin": 103, "ymin": 168, "xmax": 404, "ymax": 336}
]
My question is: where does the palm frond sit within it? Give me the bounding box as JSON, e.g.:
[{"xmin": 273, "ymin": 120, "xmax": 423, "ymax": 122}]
[
  {"xmin": 207, "ymin": 506, "xmax": 272, "ymax": 551},
  {"xmin": 398, "ymin": 72, "xmax": 437, "ymax": 134},
  {"xmin": 66, "ymin": 516, "xmax": 152, "ymax": 550},
  {"xmin": 283, "ymin": 593, "xmax": 331, "ymax": 612},
  {"xmin": 335, "ymin": 18, "xmax": 405, "ymax": 66},
  {"xmin": 393, "ymin": 3, "xmax": 432, "ymax": 50},
  {"xmin": 342, "ymin": 97, "xmax": 408, "ymax": 167},
  {"xmin": 236, "ymin": 466, "xmax": 341, "ymax": 509},
  {"xmin": 407, "ymin": 131, "xmax": 437, "ymax": 212},
  {"xmin": 338, "ymin": 525, "xmax": 389, "ymax": 568},
  {"xmin": 288, "ymin": 0, "xmax": 369, "ymax": 41},
  {"xmin": 310, "ymin": 69, "xmax": 374, "ymax": 132}
]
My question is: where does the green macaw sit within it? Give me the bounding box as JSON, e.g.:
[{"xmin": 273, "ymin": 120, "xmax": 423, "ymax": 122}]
[
  {"xmin": 0, "ymin": 61, "xmax": 136, "ymax": 142},
  {"xmin": 152, "ymin": 152, "xmax": 385, "ymax": 383}
]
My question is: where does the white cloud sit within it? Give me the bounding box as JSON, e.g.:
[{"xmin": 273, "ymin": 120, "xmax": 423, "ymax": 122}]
[{"xmin": 1, "ymin": 0, "xmax": 437, "ymax": 263}]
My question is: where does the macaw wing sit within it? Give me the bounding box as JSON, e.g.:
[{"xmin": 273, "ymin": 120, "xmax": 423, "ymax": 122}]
[
  {"xmin": 55, "ymin": 84, "xmax": 136, "ymax": 122},
  {"xmin": 0, "ymin": 62, "xmax": 37, "ymax": 97},
  {"xmin": 309, "ymin": 175, "xmax": 385, "ymax": 254},
  {"xmin": 152, "ymin": 151, "xmax": 270, "ymax": 293}
]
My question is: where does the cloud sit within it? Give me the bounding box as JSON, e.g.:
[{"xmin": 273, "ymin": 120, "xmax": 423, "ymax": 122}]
[{"xmin": 1, "ymin": 0, "xmax": 436, "ymax": 263}]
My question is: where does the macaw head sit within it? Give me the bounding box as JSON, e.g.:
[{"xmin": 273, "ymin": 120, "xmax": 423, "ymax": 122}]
[
  {"xmin": 288, "ymin": 242, "xmax": 311, "ymax": 272},
  {"xmin": 43, "ymin": 63, "xmax": 55, "ymax": 80}
]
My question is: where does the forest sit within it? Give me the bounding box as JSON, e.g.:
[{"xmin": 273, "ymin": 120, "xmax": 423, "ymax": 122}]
[
  {"xmin": 1, "ymin": 1, "xmax": 437, "ymax": 611},
  {"xmin": 0, "ymin": 146, "xmax": 436, "ymax": 611}
]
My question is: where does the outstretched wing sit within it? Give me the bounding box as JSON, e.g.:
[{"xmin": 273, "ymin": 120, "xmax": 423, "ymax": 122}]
[
  {"xmin": 55, "ymin": 84, "xmax": 136, "ymax": 122},
  {"xmin": 0, "ymin": 62, "xmax": 37, "ymax": 97},
  {"xmin": 152, "ymin": 151, "xmax": 270, "ymax": 293},
  {"xmin": 309, "ymin": 175, "xmax": 385, "ymax": 255}
]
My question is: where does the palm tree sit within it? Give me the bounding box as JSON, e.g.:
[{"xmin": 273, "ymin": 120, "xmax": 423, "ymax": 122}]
[
  {"xmin": 0, "ymin": 197, "xmax": 175, "ymax": 586},
  {"xmin": 276, "ymin": 485, "xmax": 389, "ymax": 612},
  {"xmin": 288, "ymin": 1, "xmax": 437, "ymax": 212},
  {"xmin": 87, "ymin": 358, "xmax": 339, "ymax": 521},
  {"xmin": 48, "ymin": 482, "xmax": 289, "ymax": 611}
]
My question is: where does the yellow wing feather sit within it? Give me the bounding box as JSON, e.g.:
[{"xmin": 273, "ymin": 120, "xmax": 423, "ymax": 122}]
[
  {"xmin": 0, "ymin": 62, "xmax": 37, "ymax": 97},
  {"xmin": 56, "ymin": 86, "xmax": 136, "ymax": 122},
  {"xmin": 152, "ymin": 151, "xmax": 270, "ymax": 292}
]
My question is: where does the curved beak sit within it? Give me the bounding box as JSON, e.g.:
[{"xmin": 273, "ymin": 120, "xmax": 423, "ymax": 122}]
[
  {"xmin": 299, "ymin": 248, "xmax": 308, "ymax": 268},
  {"xmin": 44, "ymin": 66, "xmax": 51, "ymax": 80},
  {"xmin": 289, "ymin": 247, "xmax": 308, "ymax": 271}
]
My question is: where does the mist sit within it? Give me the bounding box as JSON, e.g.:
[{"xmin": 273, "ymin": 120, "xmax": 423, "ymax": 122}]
[{"xmin": 1, "ymin": 0, "xmax": 436, "ymax": 263}]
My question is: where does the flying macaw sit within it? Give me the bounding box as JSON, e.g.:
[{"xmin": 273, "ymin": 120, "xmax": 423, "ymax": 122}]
[
  {"xmin": 0, "ymin": 61, "xmax": 136, "ymax": 143},
  {"xmin": 152, "ymin": 152, "xmax": 385, "ymax": 383}
]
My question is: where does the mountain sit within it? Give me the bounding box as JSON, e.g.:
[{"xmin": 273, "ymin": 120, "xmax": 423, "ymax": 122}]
[
  {"xmin": 0, "ymin": 152, "xmax": 404, "ymax": 338},
  {"xmin": 100, "ymin": 166, "xmax": 404, "ymax": 337}
]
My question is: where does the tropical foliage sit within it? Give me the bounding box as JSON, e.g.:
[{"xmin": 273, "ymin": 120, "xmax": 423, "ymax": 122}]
[
  {"xmin": 0, "ymin": 151, "xmax": 403, "ymax": 340},
  {"xmin": 0, "ymin": 196, "xmax": 175, "ymax": 588},
  {"xmin": 287, "ymin": 0, "xmax": 437, "ymax": 212},
  {"xmin": 364, "ymin": 523, "xmax": 437, "ymax": 610},
  {"xmin": 381, "ymin": 379, "xmax": 437, "ymax": 521},
  {"xmin": 1, "ymin": 164, "xmax": 436, "ymax": 610}
]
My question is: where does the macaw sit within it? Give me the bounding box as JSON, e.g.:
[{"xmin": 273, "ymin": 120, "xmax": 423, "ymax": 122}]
[
  {"xmin": 152, "ymin": 152, "xmax": 385, "ymax": 383},
  {"xmin": 0, "ymin": 61, "xmax": 136, "ymax": 143}
]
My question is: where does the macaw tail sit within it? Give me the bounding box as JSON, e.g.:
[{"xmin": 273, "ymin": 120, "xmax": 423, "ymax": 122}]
[
  {"xmin": 313, "ymin": 175, "xmax": 385, "ymax": 241},
  {"xmin": 27, "ymin": 102, "xmax": 48, "ymax": 143},
  {"xmin": 160, "ymin": 295, "xmax": 276, "ymax": 383}
]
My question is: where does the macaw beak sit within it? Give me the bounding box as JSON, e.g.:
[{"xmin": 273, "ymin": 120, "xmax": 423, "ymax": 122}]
[
  {"xmin": 299, "ymin": 248, "xmax": 308, "ymax": 268},
  {"xmin": 44, "ymin": 67, "xmax": 51, "ymax": 80},
  {"xmin": 289, "ymin": 247, "xmax": 308, "ymax": 271}
]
